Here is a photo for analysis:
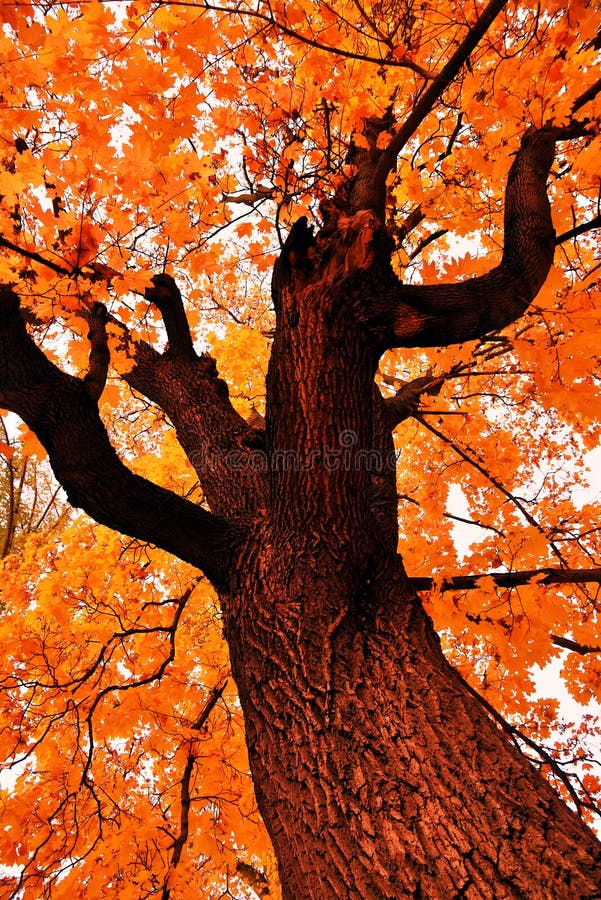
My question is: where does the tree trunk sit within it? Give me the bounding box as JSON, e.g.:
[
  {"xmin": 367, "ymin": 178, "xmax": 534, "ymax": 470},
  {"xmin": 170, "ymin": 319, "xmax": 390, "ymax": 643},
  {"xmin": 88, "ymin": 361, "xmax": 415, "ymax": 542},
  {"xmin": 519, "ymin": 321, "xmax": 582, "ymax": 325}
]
[
  {"xmin": 219, "ymin": 196, "xmax": 601, "ymax": 897},
  {"xmin": 2, "ymin": 119, "xmax": 600, "ymax": 898},
  {"xmin": 224, "ymin": 548, "xmax": 601, "ymax": 899}
]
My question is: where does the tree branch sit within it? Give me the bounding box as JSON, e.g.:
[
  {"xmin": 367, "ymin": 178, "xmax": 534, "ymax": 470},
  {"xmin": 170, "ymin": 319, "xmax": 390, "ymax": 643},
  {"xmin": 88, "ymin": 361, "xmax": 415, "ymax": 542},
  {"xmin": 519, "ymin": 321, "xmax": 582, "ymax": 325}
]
[
  {"xmin": 0, "ymin": 247, "xmax": 265, "ymax": 520},
  {"xmin": 572, "ymin": 76, "xmax": 601, "ymax": 114},
  {"xmin": 0, "ymin": 233, "xmax": 71, "ymax": 276},
  {"xmin": 196, "ymin": 0, "xmax": 433, "ymax": 77},
  {"xmin": 373, "ymin": 0, "xmax": 510, "ymax": 193},
  {"xmin": 408, "ymin": 228, "xmax": 449, "ymax": 261},
  {"xmin": 394, "ymin": 205, "xmax": 425, "ymax": 243},
  {"xmin": 109, "ymin": 307, "xmax": 269, "ymax": 521},
  {"xmin": 145, "ymin": 273, "xmax": 195, "ymax": 360},
  {"xmin": 550, "ymin": 634, "xmax": 601, "ymax": 656},
  {"xmin": 160, "ymin": 678, "xmax": 229, "ymax": 899},
  {"xmin": 384, "ymin": 371, "xmax": 443, "ymax": 427},
  {"xmin": 0, "ymin": 286, "xmax": 239, "ymax": 589},
  {"xmin": 83, "ymin": 302, "xmax": 109, "ymax": 401},
  {"xmin": 412, "ymin": 563, "xmax": 601, "ymax": 652},
  {"xmin": 409, "ymin": 567, "xmax": 601, "ymax": 592},
  {"xmin": 336, "ymin": 0, "xmax": 508, "ymax": 217},
  {"xmin": 376, "ymin": 125, "xmax": 589, "ymax": 348},
  {"xmin": 0, "ymin": 229, "xmax": 268, "ymax": 519},
  {"xmin": 415, "ymin": 413, "xmax": 566, "ymax": 565},
  {"xmin": 236, "ymin": 860, "xmax": 271, "ymax": 898},
  {"xmin": 556, "ymin": 214, "xmax": 601, "ymax": 245}
]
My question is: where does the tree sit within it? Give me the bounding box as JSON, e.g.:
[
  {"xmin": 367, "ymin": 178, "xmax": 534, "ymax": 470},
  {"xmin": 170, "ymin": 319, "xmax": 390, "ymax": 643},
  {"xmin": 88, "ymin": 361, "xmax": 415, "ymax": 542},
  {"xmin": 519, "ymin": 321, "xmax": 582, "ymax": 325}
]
[{"xmin": 0, "ymin": 0, "xmax": 600, "ymax": 896}]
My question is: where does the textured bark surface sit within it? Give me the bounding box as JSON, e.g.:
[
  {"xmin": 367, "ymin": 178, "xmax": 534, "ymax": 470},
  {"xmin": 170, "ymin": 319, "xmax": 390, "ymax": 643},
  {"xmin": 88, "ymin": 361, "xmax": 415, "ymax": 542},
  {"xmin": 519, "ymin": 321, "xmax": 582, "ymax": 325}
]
[
  {"xmin": 1, "ymin": 116, "xmax": 600, "ymax": 897},
  {"xmin": 224, "ymin": 550, "xmax": 601, "ymax": 899},
  {"xmin": 218, "ymin": 166, "xmax": 601, "ymax": 893}
]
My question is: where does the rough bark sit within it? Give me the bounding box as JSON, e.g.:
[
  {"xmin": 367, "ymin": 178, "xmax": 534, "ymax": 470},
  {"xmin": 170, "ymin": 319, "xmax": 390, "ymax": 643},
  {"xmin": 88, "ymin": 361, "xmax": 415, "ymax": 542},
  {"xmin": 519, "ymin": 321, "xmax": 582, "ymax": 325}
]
[
  {"xmin": 1, "ymin": 111, "xmax": 600, "ymax": 897},
  {"xmin": 219, "ymin": 137, "xmax": 601, "ymax": 891},
  {"xmin": 362, "ymin": 128, "xmax": 570, "ymax": 349},
  {"xmin": 114, "ymin": 275, "xmax": 269, "ymax": 521},
  {"xmin": 223, "ymin": 550, "xmax": 601, "ymax": 899}
]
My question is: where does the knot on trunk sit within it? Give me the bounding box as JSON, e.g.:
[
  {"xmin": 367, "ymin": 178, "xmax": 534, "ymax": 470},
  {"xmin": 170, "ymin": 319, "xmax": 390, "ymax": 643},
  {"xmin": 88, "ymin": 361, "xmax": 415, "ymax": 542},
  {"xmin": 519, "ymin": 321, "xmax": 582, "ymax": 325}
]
[
  {"xmin": 318, "ymin": 211, "xmax": 395, "ymax": 285},
  {"xmin": 272, "ymin": 211, "xmax": 395, "ymax": 311}
]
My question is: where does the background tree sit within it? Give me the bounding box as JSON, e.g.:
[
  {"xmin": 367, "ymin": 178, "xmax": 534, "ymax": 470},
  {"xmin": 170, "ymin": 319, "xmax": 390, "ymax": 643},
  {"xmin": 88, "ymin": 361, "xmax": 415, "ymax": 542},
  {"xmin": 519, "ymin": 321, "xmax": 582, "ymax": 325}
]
[
  {"xmin": 0, "ymin": 0, "xmax": 600, "ymax": 897},
  {"xmin": 0, "ymin": 420, "xmax": 68, "ymax": 559}
]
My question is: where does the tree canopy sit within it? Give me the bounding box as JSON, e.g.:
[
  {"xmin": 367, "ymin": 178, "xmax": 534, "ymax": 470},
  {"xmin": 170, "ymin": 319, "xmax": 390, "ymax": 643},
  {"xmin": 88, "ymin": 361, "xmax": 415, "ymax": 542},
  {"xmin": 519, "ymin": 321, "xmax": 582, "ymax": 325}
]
[{"xmin": 0, "ymin": 0, "xmax": 600, "ymax": 897}]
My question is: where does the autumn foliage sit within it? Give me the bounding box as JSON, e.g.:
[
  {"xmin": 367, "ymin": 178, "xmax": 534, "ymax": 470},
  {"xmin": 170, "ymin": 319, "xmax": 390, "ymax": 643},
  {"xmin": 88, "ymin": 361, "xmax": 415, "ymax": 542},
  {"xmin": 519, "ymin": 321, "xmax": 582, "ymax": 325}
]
[{"xmin": 0, "ymin": 0, "xmax": 600, "ymax": 896}]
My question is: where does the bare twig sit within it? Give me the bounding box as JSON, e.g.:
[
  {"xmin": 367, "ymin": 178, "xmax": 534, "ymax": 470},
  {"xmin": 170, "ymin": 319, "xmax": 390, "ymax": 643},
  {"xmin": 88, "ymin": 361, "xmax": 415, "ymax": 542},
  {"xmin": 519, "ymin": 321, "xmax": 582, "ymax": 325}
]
[
  {"xmin": 415, "ymin": 414, "xmax": 567, "ymax": 565},
  {"xmin": 161, "ymin": 678, "xmax": 229, "ymax": 900}
]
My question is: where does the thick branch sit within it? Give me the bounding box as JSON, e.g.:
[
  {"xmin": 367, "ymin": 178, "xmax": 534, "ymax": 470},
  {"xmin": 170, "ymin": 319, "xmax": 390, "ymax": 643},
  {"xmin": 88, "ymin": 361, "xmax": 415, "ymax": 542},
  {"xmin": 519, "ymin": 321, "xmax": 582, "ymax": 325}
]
[
  {"xmin": 236, "ymin": 861, "xmax": 271, "ymax": 898},
  {"xmin": 339, "ymin": 0, "xmax": 508, "ymax": 217},
  {"xmin": 377, "ymin": 126, "xmax": 582, "ymax": 348},
  {"xmin": 0, "ymin": 231, "xmax": 267, "ymax": 517},
  {"xmin": 83, "ymin": 302, "xmax": 109, "ymax": 401},
  {"xmin": 395, "ymin": 205, "xmax": 425, "ymax": 243},
  {"xmin": 409, "ymin": 567, "xmax": 601, "ymax": 592},
  {"xmin": 101, "ymin": 303, "xmax": 269, "ymax": 522},
  {"xmin": 0, "ymin": 286, "xmax": 238, "ymax": 588},
  {"xmin": 0, "ymin": 235, "xmax": 268, "ymax": 518},
  {"xmin": 384, "ymin": 371, "xmax": 443, "ymax": 427},
  {"xmin": 145, "ymin": 273, "xmax": 195, "ymax": 359}
]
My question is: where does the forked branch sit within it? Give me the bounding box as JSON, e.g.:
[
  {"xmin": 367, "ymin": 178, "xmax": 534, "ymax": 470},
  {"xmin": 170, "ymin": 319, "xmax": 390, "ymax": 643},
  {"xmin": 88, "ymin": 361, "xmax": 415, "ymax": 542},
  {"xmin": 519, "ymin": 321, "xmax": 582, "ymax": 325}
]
[
  {"xmin": 375, "ymin": 0, "xmax": 510, "ymax": 186},
  {"xmin": 344, "ymin": 0, "xmax": 509, "ymax": 217},
  {"xmin": 0, "ymin": 286, "xmax": 239, "ymax": 588}
]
